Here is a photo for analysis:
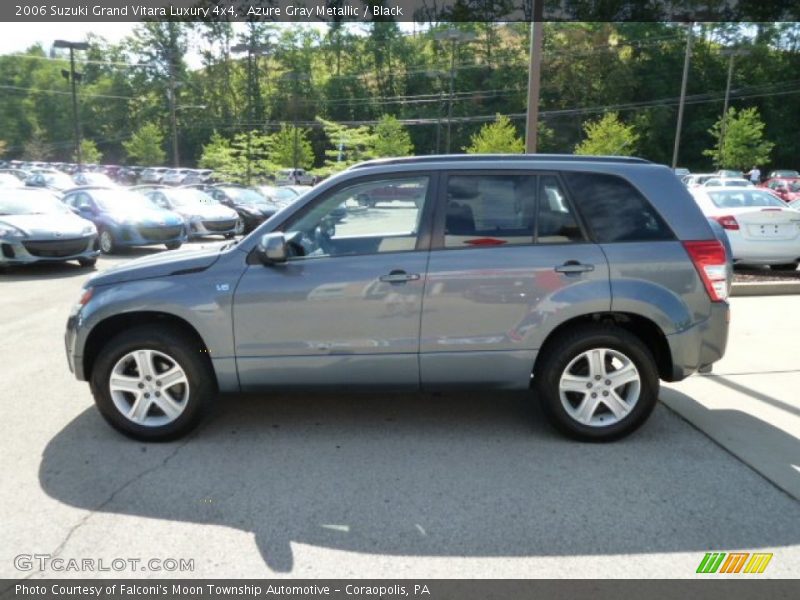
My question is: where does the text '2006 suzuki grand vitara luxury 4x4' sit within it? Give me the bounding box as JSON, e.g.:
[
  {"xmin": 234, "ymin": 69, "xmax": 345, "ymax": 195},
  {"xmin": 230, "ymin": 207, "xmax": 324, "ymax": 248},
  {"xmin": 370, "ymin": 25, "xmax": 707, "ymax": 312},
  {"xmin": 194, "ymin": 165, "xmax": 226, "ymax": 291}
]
[{"xmin": 66, "ymin": 156, "xmax": 730, "ymax": 442}]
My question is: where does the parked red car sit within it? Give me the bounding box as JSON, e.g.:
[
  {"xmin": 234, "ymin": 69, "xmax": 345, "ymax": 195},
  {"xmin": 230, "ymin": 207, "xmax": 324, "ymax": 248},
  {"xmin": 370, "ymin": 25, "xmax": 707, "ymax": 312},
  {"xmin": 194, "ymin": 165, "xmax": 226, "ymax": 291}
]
[{"xmin": 760, "ymin": 178, "xmax": 800, "ymax": 203}]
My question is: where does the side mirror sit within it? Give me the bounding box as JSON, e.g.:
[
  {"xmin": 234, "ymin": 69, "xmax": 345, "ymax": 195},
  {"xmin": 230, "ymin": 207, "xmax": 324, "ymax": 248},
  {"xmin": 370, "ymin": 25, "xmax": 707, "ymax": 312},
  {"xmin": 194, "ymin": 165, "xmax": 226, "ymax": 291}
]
[{"xmin": 256, "ymin": 232, "xmax": 288, "ymax": 265}]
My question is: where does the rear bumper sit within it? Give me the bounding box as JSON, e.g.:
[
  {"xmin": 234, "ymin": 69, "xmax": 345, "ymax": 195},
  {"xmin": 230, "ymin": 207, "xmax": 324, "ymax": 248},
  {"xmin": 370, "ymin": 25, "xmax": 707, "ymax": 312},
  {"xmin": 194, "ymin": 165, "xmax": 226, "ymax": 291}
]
[
  {"xmin": 729, "ymin": 232, "xmax": 800, "ymax": 264},
  {"xmin": 665, "ymin": 302, "xmax": 729, "ymax": 381}
]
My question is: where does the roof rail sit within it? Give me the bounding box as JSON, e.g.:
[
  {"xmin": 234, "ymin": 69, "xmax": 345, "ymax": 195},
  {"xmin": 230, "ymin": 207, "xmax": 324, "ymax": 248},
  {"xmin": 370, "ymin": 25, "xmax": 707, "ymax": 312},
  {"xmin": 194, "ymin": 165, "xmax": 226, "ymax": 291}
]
[{"xmin": 349, "ymin": 154, "xmax": 651, "ymax": 169}]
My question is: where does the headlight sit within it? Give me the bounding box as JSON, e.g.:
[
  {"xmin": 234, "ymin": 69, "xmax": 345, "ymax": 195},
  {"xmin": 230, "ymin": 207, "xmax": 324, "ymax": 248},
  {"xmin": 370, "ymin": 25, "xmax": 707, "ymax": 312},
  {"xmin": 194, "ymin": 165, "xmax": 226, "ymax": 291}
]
[{"xmin": 0, "ymin": 224, "xmax": 25, "ymax": 239}]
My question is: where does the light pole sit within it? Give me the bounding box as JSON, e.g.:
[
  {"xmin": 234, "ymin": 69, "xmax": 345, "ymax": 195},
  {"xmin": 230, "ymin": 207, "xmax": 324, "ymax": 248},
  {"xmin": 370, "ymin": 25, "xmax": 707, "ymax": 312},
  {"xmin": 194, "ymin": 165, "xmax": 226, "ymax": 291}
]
[
  {"xmin": 434, "ymin": 29, "xmax": 475, "ymax": 153},
  {"xmin": 52, "ymin": 40, "xmax": 89, "ymax": 166},
  {"xmin": 719, "ymin": 47, "xmax": 749, "ymax": 154},
  {"xmin": 232, "ymin": 41, "xmax": 271, "ymax": 184},
  {"xmin": 525, "ymin": 1, "xmax": 544, "ymax": 153},
  {"xmin": 426, "ymin": 70, "xmax": 447, "ymax": 154},
  {"xmin": 282, "ymin": 72, "xmax": 309, "ymax": 172},
  {"xmin": 672, "ymin": 22, "xmax": 694, "ymax": 169}
]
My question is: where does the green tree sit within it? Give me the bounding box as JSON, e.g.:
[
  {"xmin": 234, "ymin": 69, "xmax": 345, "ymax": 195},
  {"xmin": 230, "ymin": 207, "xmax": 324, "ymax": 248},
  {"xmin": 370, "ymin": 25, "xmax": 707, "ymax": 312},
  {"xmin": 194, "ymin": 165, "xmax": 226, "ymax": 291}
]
[
  {"xmin": 123, "ymin": 123, "xmax": 166, "ymax": 165},
  {"xmin": 703, "ymin": 107, "xmax": 775, "ymax": 170},
  {"xmin": 0, "ymin": 140, "xmax": 6, "ymax": 157},
  {"xmin": 198, "ymin": 131, "xmax": 234, "ymax": 171},
  {"xmin": 21, "ymin": 130, "xmax": 52, "ymax": 161},
  {"xmin": 574, "ymin": 112, "xmax": 639, "ymax": 156},
  {"xmin": 199, "ymin": 130, "xmax": 274, "ymax": 184},
  {"xmin": 267, "ymin": 124, "xmax": 314, "ymax": 170},
  {"xmin": 317, "ymin": 118, "xmax": 375, "ymax": 173},
  {"xmin": 76, "ymin": 139, "xmax": 102, "ymax": 164},
  {"xmin": 372, "ymin": 115, "xmax": 414, "ymax": 158},
  {"xmin": 464, "ymin": 114, "xmax": 524, "ymax": 154}
]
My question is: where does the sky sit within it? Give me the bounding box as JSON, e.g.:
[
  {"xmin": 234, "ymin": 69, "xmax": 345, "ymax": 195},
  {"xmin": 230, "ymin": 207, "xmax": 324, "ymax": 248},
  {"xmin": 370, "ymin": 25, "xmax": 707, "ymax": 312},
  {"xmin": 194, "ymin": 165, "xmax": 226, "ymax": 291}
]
[
  {"xmin": 0, "ymin": 22, "xmax": 336, "ymax": 69},
  {"xmin": 0, "ymin": 22, "xmax": 137, "ymax": 55}
]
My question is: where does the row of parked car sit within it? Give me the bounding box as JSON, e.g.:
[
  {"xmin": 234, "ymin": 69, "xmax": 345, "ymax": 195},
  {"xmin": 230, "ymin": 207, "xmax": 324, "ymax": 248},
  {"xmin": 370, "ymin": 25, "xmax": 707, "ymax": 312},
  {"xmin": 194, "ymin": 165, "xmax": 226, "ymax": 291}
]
[
  {"xmin": 676, "ymin": 168, "xmax": 800, "ymax": 270},
  {"xmin": 0, "ymin": 175, "xmax": 314, "ymax": 268},
  {"xmin": 0, "ymin": 159, "xmax": 320, "ymax": 188}
]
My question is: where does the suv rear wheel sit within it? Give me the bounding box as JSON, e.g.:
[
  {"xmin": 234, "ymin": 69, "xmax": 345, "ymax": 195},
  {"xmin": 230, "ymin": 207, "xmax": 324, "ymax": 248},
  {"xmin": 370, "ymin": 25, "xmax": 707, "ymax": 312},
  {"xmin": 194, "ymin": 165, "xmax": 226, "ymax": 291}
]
[
  {"xmin": 90, "ymin": 326, "xmax": 215, "ymax": 441},
  {"xmin": 534, "ymin": 325, "xmax": 659, "ymax": 441}
]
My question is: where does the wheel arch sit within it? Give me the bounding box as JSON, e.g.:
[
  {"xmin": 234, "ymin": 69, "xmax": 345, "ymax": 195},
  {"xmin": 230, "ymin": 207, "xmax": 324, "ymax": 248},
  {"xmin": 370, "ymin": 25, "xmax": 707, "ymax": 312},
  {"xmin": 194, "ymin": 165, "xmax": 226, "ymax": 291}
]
[
  {"xmin": 82, "ymin": 311, "xmax": 217, "ymax": 389},
  {"xmin": 532, "ymin": 312, "xmax": 673, "ymax": 383}
]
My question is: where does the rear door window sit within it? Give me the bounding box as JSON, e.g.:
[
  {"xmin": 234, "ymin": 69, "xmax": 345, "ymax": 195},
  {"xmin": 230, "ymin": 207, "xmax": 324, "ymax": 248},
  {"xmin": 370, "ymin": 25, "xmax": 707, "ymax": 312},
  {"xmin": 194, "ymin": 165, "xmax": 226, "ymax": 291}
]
[{"xmin": 563, "ymin": 172, "xmax": 675, "ymax": 242}]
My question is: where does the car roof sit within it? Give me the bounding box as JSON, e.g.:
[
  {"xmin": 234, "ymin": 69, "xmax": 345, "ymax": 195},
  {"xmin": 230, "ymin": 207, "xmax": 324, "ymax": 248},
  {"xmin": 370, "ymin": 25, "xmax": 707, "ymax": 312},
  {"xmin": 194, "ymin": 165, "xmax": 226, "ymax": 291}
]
[{"xmin": 349, "ymin": 154, "xmax": 651, "ymax": 170}]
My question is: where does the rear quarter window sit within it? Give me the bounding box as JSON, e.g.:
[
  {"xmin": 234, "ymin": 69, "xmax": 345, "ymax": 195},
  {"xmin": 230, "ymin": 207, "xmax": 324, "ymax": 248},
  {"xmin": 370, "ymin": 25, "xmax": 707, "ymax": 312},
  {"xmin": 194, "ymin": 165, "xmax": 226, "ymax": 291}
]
[{"xmin": 563, "ymin": 172, "xmax": 675, "ymax": 243}]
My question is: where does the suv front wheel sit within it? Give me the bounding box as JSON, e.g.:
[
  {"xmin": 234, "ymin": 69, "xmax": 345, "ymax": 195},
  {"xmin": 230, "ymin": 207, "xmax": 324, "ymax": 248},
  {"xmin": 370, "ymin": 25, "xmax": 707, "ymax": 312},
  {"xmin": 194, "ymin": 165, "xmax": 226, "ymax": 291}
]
[
  {"xmin": 534, "ymin": 325, "xmax": 659, "ymax": 442},
  {"xmin": 90, "ymin": 326, "xmax": 215, "ymax": 441}
]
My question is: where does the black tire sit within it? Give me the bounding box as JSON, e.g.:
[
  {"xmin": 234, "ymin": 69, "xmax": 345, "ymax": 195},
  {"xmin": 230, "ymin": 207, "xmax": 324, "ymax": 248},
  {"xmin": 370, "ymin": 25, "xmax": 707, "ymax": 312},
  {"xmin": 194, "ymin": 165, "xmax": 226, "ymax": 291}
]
[
  {"xmin": 771, "ymin": 263, "xmax": 798, "ymax": 271},
  {"xmin": 224, "ymin": 232, "xmax": 236, "ymax": 240},
  {"xmin": 77, "ymin": 256, "xmax": 97, "ymax": 268},
  {"xmin": 534, "ymin": 324, "xmax": 659, "ymax": 442},
  {"xmin": 89, "ymin": 326, "xmax": 216, "ymax": 441},
  {"xmin": 165, "ymin": 241, "xmax": 182, "ymax": 250}
]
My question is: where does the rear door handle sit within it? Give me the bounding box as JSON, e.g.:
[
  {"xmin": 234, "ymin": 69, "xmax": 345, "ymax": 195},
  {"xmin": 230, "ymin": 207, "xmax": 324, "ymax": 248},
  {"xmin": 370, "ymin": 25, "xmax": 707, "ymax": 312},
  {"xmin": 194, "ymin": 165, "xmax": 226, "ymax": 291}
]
[
  {"xmin": 380, "ymin": 270, "xmax": 420, "ymax": 283},
  {"xmin": 555, "ymin": 261, "xmax": 595, "ymax": 274}
]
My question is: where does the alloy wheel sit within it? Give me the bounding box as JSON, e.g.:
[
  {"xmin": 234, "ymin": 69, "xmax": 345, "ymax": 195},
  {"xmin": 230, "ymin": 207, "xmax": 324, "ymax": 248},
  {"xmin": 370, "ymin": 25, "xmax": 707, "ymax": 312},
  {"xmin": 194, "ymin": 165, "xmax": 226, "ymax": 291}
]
[
  {"xmin": 108, "ymin": 349, "xmax": 190, "ymax": 427},
  {"xmin": 558, "ymin": 347, "xmax": 641, "ymax": 427}
]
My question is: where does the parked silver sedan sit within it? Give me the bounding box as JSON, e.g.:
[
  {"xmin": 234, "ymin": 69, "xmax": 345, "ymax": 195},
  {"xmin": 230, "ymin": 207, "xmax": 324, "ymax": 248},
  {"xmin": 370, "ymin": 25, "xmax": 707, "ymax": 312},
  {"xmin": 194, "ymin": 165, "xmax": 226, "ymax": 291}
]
[
  {"xmin": 145, "ymin": 187, "xmax": 242, "ymax": 239},
  {"xmin": 0, "ymin": 188, "xmax": 98, "ymax": 267}
]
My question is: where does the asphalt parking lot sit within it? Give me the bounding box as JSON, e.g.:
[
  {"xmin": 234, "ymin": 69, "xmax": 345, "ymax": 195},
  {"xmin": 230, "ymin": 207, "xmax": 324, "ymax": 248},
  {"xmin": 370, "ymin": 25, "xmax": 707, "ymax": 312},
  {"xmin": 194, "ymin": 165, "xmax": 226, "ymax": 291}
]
[{"xmin": 1, "ymin": 244, "xmax": 799, "ymax": 579}]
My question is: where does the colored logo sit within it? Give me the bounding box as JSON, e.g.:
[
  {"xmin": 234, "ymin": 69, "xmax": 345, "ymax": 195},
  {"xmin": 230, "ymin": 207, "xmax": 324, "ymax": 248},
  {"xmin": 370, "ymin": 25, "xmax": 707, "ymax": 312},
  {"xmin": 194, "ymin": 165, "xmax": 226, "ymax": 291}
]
[{"xmin": 696, "ymin": 552, "xmax": 773, "ymax": 574}]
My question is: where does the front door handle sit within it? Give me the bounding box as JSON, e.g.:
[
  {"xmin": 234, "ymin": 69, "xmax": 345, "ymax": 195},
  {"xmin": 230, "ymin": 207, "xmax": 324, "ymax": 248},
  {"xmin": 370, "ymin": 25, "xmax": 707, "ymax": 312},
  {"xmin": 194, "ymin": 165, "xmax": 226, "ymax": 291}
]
[
  {"xmin": 555, "ymin": 261, "xmax": 595, "ymax": 274},
  {"xmin": 380, "ymin": 270, "xmax": 420, "ymax": 283}
]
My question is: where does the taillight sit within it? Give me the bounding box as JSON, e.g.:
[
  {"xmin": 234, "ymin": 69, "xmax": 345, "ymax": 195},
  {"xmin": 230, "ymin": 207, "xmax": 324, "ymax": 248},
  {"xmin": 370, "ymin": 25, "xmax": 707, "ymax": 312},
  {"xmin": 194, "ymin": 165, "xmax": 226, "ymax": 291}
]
[
  {"xmin": 683, "ymin": 240, "xmax": 729, "ymax": 302},
  {"xmin": 712, "ymin": 215, "xmax": 740, "ymax": 230}
]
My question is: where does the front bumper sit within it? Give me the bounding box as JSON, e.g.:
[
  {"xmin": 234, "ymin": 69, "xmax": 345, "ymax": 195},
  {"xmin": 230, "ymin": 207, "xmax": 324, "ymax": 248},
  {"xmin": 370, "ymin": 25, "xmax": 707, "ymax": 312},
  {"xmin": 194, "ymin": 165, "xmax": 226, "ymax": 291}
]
[
  {"xmin": 65, "ymin": 308, "xmax": 83, "ymax": 379},
  {"xmin": 665, "ymin": 302, "xmax": 730, "ymax": 381},
  {"xmin": 187, "ymin": 218, "xmax": 241, "ymax": 238},
  {"xmin": 0, "ymin": 234, "xmax": 98, "ymax": 265},
  {"xmin": 112, "ymin": 224, "xmax": 187, "ymax": 247}
]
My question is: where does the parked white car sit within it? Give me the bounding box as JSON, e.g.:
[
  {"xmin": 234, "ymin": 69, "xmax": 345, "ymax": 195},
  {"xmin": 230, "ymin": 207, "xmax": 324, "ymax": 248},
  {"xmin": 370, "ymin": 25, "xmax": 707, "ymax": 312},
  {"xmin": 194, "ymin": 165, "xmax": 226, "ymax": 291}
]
[
  {"xmin": 702, "ymin": 177, "xmax": 753, "ymax": 188},
  {"xmin": 691, "ymin": 186, "xmax": 800, "ymax": 269},
  {"xmin": 683, "ymin": 173, "xmax": 717, "ymax": 188}
]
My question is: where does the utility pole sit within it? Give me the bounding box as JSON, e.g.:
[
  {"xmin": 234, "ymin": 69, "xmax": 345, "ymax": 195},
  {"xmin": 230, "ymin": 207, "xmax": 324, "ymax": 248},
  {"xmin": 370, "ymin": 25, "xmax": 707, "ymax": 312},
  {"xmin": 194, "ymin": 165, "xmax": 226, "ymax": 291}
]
[
  {"xmin": 281, "ymin": 72, "xmax": 308, "ymax": 173},
  {"xmin": 232, "ymin": 39, "xmax": 271, "ymax": 184},
  {"xmin": 52, "ymin": 40, "xmax": 88, "ymax": 166},
  {"xmin": 434, "ymin": 29, "xmax": 475, "ymax": 154},
  {"xmin": 719, "ymin": 47, "xmax": 749, "ymax": 155},
  {"xmin": 525, "ymin": 1, "xmax": 544, "ymax": 153},
  {"xmin": 166, "ymin": 22, "xmax": 180, "ymax": 168},
  {"xmin": 672, "ymin": 22, "xmax": 693, "ymax": 169},
  {"xmin": 168, "ymin": 58, "xmax": 179, "ymax": 168}
]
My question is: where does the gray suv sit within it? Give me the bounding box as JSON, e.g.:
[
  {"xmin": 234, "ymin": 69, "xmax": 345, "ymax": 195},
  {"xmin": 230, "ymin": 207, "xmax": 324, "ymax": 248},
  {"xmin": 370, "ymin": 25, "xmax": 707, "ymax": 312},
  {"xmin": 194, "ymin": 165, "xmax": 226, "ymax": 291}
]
[{"xmin": 65, "ymin": 156, "xmax": 730, "ymax": 442}]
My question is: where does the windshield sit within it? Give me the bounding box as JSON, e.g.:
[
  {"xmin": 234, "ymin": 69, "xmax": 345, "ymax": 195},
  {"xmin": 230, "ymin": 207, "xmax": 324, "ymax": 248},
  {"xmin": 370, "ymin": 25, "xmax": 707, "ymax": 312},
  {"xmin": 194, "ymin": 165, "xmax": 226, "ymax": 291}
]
[
  {"xmin": 77, "ymin": 172, "xmax": 113, "ymax": 184},
  {"xmin": 45, "ymin": 173, "xmax": 73, "ymax": 186},
  {"xmin": 708, "ymin": 190, "xmax": 786, "ymax": 209},
  {"xmin": 92, "ymin": 190, "xmax": 160, "ymax": 211},
  {"xmin": 165, "ymin": 189, "xmax": 217, "ymax": 207},
  {"xmin": 221, "ymin": 187, "xmax": 268, "ymax": 205},
  {"xmin": 0, "ymin": 191, "xmax": 71, "ymax": 215}
]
